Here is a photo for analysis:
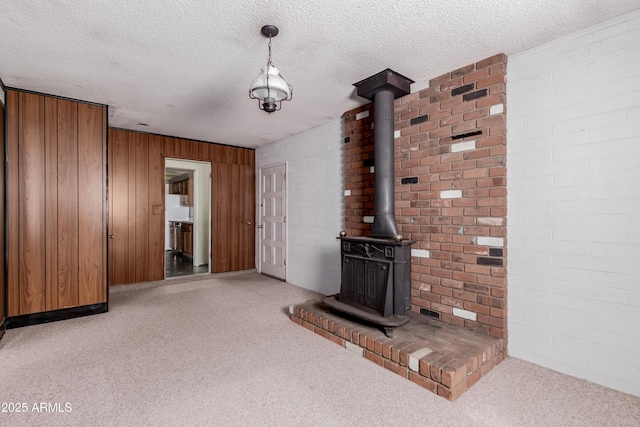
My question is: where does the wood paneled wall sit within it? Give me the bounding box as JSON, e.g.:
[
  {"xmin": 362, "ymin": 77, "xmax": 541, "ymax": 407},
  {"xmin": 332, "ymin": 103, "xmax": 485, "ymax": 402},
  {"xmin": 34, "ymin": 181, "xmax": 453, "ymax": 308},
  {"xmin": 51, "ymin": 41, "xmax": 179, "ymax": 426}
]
[
  {"xmin": 108, "ymin": 128, "xmax": 255, "ymax": 285},
  {"xmin": 0, "ymin": 98, "xmax": 5, "ymax": 325},
  {"xmin": 6, "ymin": 90, "xmax": 107, "ymax": 316}
]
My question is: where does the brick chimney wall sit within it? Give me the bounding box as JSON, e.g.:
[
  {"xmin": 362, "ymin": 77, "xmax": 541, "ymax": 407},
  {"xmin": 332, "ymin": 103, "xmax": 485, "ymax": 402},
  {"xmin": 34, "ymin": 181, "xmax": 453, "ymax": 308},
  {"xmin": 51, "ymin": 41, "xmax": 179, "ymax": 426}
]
[{"xmin": 343, "ymin": 54, "xmax": 507, "ymax": 339}]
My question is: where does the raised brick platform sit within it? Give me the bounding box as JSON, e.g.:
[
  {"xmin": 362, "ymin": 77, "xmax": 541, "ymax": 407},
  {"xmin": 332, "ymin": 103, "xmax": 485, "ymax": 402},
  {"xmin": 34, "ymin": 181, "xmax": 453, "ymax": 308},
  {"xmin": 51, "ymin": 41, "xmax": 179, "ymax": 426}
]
[{"xmin": 290, "ymin": 299, "xmax": 506, "ymax": 400}]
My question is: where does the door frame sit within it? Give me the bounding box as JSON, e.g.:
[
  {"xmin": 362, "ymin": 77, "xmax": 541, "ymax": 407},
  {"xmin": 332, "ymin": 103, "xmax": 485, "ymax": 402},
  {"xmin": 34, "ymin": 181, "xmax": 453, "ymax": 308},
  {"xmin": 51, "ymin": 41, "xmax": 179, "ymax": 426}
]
[
  {"xmin": 257, "ymin": 162, "xmax": 287, "ymax": 280},
  {"xmin": 164, "ymin": 157, "xmax": 212, "ymax": 275}
]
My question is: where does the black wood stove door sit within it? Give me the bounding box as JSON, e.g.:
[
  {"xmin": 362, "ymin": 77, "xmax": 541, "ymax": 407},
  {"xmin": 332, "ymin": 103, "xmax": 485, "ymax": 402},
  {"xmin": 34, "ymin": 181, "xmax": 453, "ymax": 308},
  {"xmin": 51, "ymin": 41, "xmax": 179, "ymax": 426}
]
[{"xmin": 342, "ymin": 256, "xmax": 393, "ymax": 317}]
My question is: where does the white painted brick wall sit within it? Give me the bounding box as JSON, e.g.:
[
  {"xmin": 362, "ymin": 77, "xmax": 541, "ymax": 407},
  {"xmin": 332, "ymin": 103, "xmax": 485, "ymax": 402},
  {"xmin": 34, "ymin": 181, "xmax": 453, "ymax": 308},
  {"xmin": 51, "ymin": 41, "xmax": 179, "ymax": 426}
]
[
  {"xmin": 256, "ymin": 119, "xmax": 344, "ymax": 295},
  {"xmin": 507, "ymin": 9, "xmax": 640, "ymax": 396}
]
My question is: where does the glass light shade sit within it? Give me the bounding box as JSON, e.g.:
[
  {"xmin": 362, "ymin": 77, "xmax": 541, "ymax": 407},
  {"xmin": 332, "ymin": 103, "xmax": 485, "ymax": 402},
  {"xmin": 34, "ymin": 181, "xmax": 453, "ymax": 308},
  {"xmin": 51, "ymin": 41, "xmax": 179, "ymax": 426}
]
[{"xmin": 249, "ymin": 65, "xmax": 292, "ymax": 101}]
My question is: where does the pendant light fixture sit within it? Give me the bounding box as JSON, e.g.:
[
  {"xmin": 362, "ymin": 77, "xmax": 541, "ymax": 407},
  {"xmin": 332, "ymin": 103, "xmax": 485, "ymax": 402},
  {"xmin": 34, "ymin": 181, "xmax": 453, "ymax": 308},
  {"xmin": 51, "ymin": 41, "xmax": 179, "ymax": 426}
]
[{"xmin": 249, "ymin": 25, "xmax": 292, "ymax": 114}]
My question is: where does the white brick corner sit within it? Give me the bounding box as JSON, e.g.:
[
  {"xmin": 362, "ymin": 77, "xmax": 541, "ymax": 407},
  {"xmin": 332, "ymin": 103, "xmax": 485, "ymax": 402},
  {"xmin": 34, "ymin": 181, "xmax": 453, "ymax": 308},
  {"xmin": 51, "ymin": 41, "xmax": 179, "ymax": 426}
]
[
  {"xmin": 409, "ymin": 347, "xmax": 433, "ymax": 372},
  {"xmin": 345, "ymin": 341, "xmax": 364, "ymax": 357},
  {"xmin": 477, "ymin": 236, "xmax": 504, "ymax": 247},
  {"xmin": 490, "ymin": 103, "xmax": 504, "ymax": 115}
]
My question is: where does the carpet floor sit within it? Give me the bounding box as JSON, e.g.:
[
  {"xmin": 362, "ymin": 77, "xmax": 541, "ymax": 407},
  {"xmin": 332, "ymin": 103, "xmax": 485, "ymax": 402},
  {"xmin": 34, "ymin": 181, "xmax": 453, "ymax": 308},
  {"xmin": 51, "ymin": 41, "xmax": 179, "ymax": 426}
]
[{"xmin": 1, "ymin": 272, "xmax": 639, "ymax": 426}]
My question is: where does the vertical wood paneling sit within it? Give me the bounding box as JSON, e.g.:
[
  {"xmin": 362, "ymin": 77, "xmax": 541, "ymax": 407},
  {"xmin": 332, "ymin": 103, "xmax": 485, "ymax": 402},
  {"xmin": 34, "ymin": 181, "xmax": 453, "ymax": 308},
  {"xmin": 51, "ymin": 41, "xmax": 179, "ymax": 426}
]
[
  {"xmin": 243, "ymin": 164, "xmax": 255, "ymax": 269},
  {"xmin": 148, "ymin": 135, "xmax": 165, "ymax": 281},
  {"xmin": 108, "ymin": 129, "xmax": 256, "ymax": 283},
  {"xmin": 101, "ymin": 114, "xmax": 108, "ymax": 299},
  {"xmin": 209, "ymin": 162, "xmax": 219, "ymax": 272},
  {"xmin": 109, "ymin": 129, "xmax": 130, "ymax": 286},
  {"xmin": 126, "ymin": 132, "xmax": 137, "ymax": 284},
  {"xmin": 237, "ymin": 163, "xmax": 246, "ymax": 270},
  {"xmin": 135, "ymin": 133, "xmax": 149, "ymax": 283},
  {"xmin": 107, "ymin": 129, "xmax": 114, "ymax": 285},
  {"xmin": 179, "ymin": 138, "xmax": 189, "ymax": 157},
  {"xmin": 7, "ymin": 91, "xmax": 20, "ymax": 316},
  {"xmin": 225, "ymin": 147, "xmax": 237, "ymax": 164},
  {"xmin": 19, "ymin": 92, "xmax": 46, "ymax": 314},
  {"xmin": 239, "ymin": 163, "xmax": 249, "ymax": 270},
  {"xmin": 77, "ymin": 103, "xmax": 106, "ymax": 305},
  {"xmin": 44, "ymin": 97, "xmax": 58, "ymax": 311},
  {"xmin": 5, "ymin": 90, "xmax": 107, "ymax": 317},
  {"xmin": 230, "ymin": 164, "xmax": 240, "ymax": 271},
  {"xmin": 217, "ymin": 163, "xmax": 231, "ymax": 272},
  {"xmin": 197, "ymin": 142, "xmax": 209, "ymax": 160},
  {"xmin": 164, "ymin": 136, "xmax": 178, "ymax": 156},
  {"xmin": 7, "ymin": 90, "xmax": 107, "ymax": 316},
  {"xmin": 210, "ymin": 144, "xmax": 223, "ymax": 162},
  {"xmin": 191, "ymin": 140, "xmax": 200, "ymax": 159},
  {"xmin": 55, "ymin": 99, "xmax": 80, "ymax": 309},
  {"xmin": 0, "ymin": 100, "xmax": 5, "ymax": 322}
]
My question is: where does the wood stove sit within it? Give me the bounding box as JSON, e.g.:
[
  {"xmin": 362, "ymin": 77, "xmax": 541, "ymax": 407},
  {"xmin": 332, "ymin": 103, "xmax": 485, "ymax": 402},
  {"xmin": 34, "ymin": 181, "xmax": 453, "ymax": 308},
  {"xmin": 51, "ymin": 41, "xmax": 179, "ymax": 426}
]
[{"xmin": 323, "ymin": 69, "xmax": 415, "ymax": 337}]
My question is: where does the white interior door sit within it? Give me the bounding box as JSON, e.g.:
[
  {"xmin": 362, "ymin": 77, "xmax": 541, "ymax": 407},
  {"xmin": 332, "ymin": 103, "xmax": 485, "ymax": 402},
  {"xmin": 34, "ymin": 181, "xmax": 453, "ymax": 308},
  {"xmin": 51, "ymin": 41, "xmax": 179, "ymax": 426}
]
[{"xmin": 259, "ymin": 164, "xmax": 286, "ymax": 280}]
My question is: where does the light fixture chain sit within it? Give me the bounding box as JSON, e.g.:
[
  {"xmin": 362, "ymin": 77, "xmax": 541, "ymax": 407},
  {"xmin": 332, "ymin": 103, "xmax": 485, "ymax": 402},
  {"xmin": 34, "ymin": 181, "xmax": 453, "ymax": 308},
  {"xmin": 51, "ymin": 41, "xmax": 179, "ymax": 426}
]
[{"xmin": 266, "ymin": 34, "xmax": 272, "ymax": 99}]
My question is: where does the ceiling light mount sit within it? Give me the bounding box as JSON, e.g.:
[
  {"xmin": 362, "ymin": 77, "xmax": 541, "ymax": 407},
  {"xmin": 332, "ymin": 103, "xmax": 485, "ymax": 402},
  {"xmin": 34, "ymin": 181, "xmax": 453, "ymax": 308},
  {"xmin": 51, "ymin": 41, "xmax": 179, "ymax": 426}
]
[
  {"xmin": 260, "ymin": 24, "xmax": 279, "ymax": 38},
  {"xmin": 249, "ymin": 24, "xmax": 292, "ymax": 114}
]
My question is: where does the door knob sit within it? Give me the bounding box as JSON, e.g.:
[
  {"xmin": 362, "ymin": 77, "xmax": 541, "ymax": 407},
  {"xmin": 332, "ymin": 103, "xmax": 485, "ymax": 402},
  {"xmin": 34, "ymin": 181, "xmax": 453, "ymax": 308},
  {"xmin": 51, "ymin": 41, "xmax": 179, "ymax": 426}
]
[
  {"xmin": 246, "ymin": 220, "xmax": 252, "ymax": 225},
  {"xmin": 109, "ymin": 235, "xmax": 114, "ymax": 239}
]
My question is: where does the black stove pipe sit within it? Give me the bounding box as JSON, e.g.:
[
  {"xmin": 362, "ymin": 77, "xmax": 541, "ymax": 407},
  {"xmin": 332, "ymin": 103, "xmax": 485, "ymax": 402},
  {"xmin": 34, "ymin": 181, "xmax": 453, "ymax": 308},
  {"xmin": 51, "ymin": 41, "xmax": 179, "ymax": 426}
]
[
  {"xmin": 371, "ymin": 89, "xmax": 398, "ymax": 239},
  {"xmin": 353, "ymin": 69, "xmax": 414, "ymax": 240}
]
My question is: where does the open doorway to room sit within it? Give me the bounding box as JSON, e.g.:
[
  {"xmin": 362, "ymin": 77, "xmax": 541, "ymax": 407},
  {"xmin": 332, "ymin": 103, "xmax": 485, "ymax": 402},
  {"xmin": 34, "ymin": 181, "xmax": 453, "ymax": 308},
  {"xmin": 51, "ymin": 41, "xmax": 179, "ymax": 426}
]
[{"xmin": 165, "ymin": 158, "xmax": 212, "ymax": 278}]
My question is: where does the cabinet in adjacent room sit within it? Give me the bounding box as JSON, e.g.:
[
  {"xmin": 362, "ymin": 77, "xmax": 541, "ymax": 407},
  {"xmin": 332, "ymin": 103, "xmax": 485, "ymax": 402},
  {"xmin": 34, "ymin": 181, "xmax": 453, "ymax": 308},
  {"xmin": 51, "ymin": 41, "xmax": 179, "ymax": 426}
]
[
  {"xmin": 181, "ymin": 223, "xmax": 193, "ymax": 255},
  {"xmin": 169, "ymin": 173, "xmax": 194, "ymax": 206},
  {"xmin": 6, "ymin": 90, "xmax": 107, "ymax": 318}
]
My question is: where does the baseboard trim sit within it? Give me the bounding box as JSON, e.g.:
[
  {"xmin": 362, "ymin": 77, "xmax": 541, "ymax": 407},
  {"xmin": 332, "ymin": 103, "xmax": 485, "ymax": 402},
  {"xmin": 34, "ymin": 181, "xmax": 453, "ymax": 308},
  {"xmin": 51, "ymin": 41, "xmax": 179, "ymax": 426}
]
[{"xmin": 7, "ymin": 303, "xmax": 108, "ymax": 329}]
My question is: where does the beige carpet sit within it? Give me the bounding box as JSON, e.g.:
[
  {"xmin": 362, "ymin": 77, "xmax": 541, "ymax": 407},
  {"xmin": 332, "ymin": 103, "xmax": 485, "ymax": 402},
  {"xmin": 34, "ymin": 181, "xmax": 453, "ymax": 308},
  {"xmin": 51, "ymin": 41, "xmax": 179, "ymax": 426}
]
[{"xmin": 1, "ymin": 272, "xmax": 639, "ymax": 426}]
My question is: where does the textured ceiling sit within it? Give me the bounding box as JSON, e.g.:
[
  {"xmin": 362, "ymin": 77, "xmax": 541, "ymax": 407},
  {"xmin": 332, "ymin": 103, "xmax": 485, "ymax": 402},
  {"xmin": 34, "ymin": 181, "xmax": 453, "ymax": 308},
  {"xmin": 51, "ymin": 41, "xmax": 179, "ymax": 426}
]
[{"xmin": 1, "ymin": 1, "xmax": 639, "ymax": 148}]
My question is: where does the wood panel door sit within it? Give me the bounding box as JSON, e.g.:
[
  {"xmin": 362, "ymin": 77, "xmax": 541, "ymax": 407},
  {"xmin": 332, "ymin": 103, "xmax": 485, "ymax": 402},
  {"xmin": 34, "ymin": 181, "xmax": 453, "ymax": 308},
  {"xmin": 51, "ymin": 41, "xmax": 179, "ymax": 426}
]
[
  {"xmin": 77, "ymin": 102, "xmax": 108, "ymax": 305},
  {"xmin": 210, "ymin": 163, "xmax": 256, "ymax": 273},
  {"xmin": 6, "ymin": 90, "xmax": 107, "ymax": 316},
  {"xmin": 108, "ymin": 130, "xmax": 136, "ymax": 286},
  {"xmin": 108, "ymin": 131, "xmax": 163, "ymax": 286}
]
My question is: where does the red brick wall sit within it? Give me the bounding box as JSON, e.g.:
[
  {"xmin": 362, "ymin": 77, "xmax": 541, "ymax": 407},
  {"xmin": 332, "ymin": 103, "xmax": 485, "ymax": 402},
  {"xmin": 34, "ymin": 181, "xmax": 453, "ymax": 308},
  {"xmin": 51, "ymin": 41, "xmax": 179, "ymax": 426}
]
[{"xmin": 343, "ymin": 54, "xmax": 507, "ymax": 339}]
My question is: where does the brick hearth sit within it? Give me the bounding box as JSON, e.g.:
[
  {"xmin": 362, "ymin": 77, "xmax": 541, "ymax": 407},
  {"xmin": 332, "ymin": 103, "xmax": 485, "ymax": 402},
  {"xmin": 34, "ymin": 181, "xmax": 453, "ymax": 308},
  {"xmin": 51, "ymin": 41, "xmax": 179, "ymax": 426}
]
[{"xmin": 290, "ymin": 300, "xmax": 505, "ymax": 401}]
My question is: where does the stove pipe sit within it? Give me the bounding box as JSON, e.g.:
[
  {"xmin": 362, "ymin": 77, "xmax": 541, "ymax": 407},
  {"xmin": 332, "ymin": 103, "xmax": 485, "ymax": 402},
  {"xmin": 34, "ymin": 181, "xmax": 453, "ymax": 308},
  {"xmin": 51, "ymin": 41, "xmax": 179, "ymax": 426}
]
[{"xmin": 353, "ymin": 69, "xmax": 415, "ymax": 239}]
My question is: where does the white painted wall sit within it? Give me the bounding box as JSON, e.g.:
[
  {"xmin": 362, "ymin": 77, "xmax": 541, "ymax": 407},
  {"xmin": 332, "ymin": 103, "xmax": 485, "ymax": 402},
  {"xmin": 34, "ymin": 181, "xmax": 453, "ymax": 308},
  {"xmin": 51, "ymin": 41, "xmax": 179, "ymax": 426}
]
[
  {"xmin": 507, "ymin": 9, "xmax": 640, "ymax": 396},
  {"xmin": 256, "ymin": 118, "xmax": 344, "ymax": 295}
]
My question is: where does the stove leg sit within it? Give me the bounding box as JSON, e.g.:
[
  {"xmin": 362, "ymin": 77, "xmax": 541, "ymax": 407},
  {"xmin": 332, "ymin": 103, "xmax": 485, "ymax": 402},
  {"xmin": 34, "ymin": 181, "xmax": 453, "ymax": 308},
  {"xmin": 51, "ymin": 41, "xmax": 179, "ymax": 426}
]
[{"xmin": 383, "ymin": 327, "xmax": 394, "ymax": 338}]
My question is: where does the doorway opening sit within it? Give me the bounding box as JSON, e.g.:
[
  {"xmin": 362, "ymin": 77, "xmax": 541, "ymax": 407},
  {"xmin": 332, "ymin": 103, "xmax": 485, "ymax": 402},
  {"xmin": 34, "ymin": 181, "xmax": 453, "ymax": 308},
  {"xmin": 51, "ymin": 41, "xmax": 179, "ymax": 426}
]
[{"xmin": 165, "ymin": 158, "xmax": 212, "ymax": 278}]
